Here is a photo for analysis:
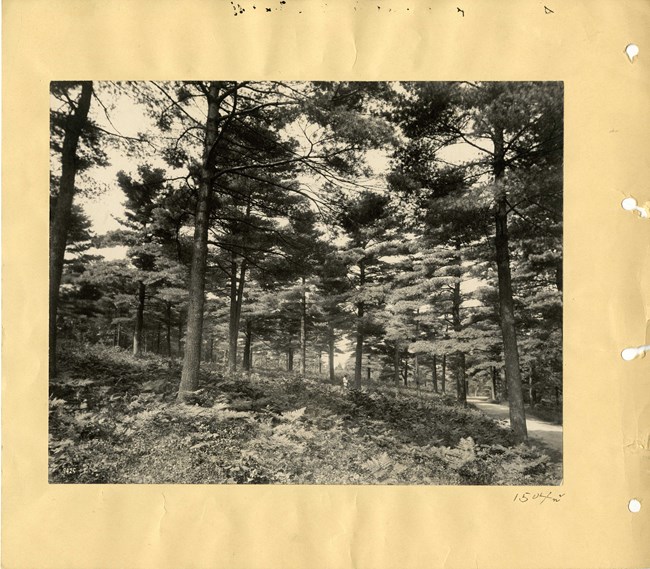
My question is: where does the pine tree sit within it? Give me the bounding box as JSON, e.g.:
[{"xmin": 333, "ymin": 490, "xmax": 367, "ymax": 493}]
[{"xmin": 391, "ymin": 82, "xmax": 563, "ymax": 441}]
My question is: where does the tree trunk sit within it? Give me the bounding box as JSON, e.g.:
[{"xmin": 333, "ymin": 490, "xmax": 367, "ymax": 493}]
[
  {"xmin": 432, "ymin": 354, "xmax": 438, "ymax": 393},
  {"xmin": 243, "ymin": 319, "xmax": 252, "ymax": 371},
  {"xmin": 208, "ymin": 334, "xmax": 214, "ymax": 363},
  {"xmin": 178, "ymin": 81, "xmax": 221, "ymax": 399},
  {"xmin": 441, "ymin": 354, "xmax": 446, "ymax": 393},
  {"xmin": 394, "ymin": 345, "xmax": 400, "ymax": 385},
  {"xmin": 156, "ymin": 323, "xmax": 161, "ymax": 354},
  {"xmin": 228, "ymin": 196, "xmax": 252, "ymax": 372},
  {"xmin": 318, "ymin": 352, "xmax": 322, "ymax": 375},
  {"xmin": 491, "ymin": 366, "xmax": 498, "ymax": 401},
  {"xmin": 528, "ymin": 366, "xmax": 536, "ymax": 406},
  {"xmin": 300, "ymin": 276, "xmax": 307, "ymax": 376},
  {"xmin": 287, "ymin": 347, "xmax": 294, "ymax": 372},
  {"xmin": 493, "ymin": 129, "xmax": 527, "ymax": 442},
  {"xmin": 354, "ymin": 259, "xmax": 365, "ymax": 390},
  {"xmin": 451, "ymin": 242, "xmax": 467, "ymax": 406},
  {"xmin": 228, "ymin": 254, "xmax": 247, "ymax": 373},
  {"xmin": 402, "ymin": 352, "xmax": 408, "ymax": 387},
  {"xmin": 132, "ymin": 281, "xmax": 146, "ymax": 357},
  {"xmin": 414, "ymin": 316, "xmax": 421, "ymax": 388},
  {"xmin": 228, "ymin": 258, "xmax": 238, "ymax": 372},
  {"xmin": 353, "ymin": 329, "xmax": 364, "ymax": 388},
  {"xmin": 456, "ymin": 352, "xmax": 467, "ymax": 406},
  {"xmin": 328, "ymin": 325, "xmax": 335, "ymax": 382},
  {"xmin": 501, "ymin": 368, "xmax": 509, "ymax": 400},
  {"xmin": 49, "ymin": 81, "xmax": 93, "ymax": 378}
]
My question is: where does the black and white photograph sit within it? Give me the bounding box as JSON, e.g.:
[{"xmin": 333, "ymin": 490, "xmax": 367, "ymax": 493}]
[{"xmin": 49, "ymin": 81, "xmax": 563, "ymax": 485}]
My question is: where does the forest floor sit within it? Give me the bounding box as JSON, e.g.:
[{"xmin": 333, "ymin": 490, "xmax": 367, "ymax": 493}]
[{"xmin": 49, "ymin": 344, "xmax": 562, "ymax": 485}]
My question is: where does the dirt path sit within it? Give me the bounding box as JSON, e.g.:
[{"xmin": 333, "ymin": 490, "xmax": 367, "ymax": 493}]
[{"xmin": 467, "ymin": 397, "xmax": 563, "ymax": 462}]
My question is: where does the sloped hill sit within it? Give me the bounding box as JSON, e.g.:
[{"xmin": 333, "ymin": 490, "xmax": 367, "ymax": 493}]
[{"xmin": 49, "ymin": 345, "xmax": 560, "ymax": 485}]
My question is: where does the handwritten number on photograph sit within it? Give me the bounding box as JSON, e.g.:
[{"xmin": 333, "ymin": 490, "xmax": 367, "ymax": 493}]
[{"xmin": 514, "ymin": 492, "xmax": 565, "ymax": 504}]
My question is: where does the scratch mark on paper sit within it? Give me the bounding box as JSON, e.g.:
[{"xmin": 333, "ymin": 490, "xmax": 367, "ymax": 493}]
[
  {"xmin": 159, "ymin": 493, "xmax": 169, "ymax": 534},
  {"xmin": 624, "ymin": 437, "xmax": 650, "ymax": 452}
]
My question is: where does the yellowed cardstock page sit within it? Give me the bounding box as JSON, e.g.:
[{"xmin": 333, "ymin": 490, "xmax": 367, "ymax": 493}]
[{"xmin": 3, "ymin": 0, "xmax": 649, "ymax": 567}]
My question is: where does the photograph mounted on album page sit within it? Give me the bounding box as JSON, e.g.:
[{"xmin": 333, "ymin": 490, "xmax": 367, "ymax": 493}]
[{"xmin": 2, "ymin": 0, "xmax": 649, "ymax": 567}]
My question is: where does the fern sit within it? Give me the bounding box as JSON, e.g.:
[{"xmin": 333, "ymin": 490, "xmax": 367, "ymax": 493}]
[
  {"xmin": 282, "ymin": 407, "xmax": 306, "ymax": 423},
  {"xmin": 211, "ymin": 399, "xmax": 253, "ymax": 420},
  {"xmin": 362, "ymin": 452, "xmax": 392, "ymax": 473},
  {"xmin": 443, "ymin": 437, "xmax": 477, "ymax": 470}
]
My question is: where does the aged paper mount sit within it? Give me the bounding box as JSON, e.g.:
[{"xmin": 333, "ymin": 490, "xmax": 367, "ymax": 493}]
[{"xmin": 2, "ymin": 0, "xmax": 649, "ymax": 567}]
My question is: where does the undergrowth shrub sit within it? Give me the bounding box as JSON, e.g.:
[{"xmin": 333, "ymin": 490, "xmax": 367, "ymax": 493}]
[{"xmin": 49, "ymin": 345, "xmax": 560, "ymax": 485}]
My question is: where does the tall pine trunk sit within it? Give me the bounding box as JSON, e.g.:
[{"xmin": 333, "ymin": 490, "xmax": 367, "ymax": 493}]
[
  {"xmin": 243, "ymin": 319, "xmax": 252, "ymax": 371},
  {"xmin": 493, "ymin": 129, "xmax": 527, "ymax": 442},
  {"xmin": 228, "ymin": 257, "xmax": 247, "ymax": 372},
  {"xmin": 353, "ymin": 260, "xmax": 365, "ymax": 390},
  {"xmin": 228, "ymin": 256, "xmax": 238, "ymax": 372},
  {"xmin": 49, "ymin": 81, "xmax": 93, "ymax": 378},
  {"xmin": 178, "ymin": 82, "xmax": 221, "ymax": 399},
  {"xmin": 441, "ymin": 355, "xmax": 446, "ymax": 393},
  {"xmin": 227, "ymin": 256, "xmax": 247, "ymax": 372},
  {"xmin": 228, "ymin": 190, "xmax": 250, "ymax": 373},
  {"xmin": 414, "ymin": 317, "xmax": 421, "ymax": 389},
  {"xmin": 393, "ymin": 344, "xmax": 400, "ymax": 385},
  {"xmin": 432, "ymin": 355, "xmax": 438, "ymax": 393},
  {"xmin": 491, "ymin": 366, "xmax": 498, "ymax": 401},
  {"xmin": 300, "ymin": 276, "xmax": 307, "ymax": 376},
  {"xmin": 528, "ymin": 365, "xmax": 536, "ymax": 406},
  {"xmin": 451, "ymin": 241, "xmax": 466, "ymax": 406},
  {"xmin": 132, "ymin": 281, "xmax": 146, "ymax": 356},
  {"xmin": 328, "ymin": 324, "xmax": 335, "ymax": 382},
  {"xmin": 455, "ymin": 352, "xmax": 467, "ymax": 406}
]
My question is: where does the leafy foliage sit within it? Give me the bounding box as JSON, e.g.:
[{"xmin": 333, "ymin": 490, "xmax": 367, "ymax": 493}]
[{"xmin": 49, "ymin": 345, "xmax": 560, "ymax": 484}]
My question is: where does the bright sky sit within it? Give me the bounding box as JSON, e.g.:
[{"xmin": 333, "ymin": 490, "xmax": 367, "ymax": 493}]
[
  {"xmin": 79, "ymin": 89, "xmax": 155, "ymax": 232},
  {"xmin": 75, "ymin": 85, "xmax": 186, "ymax": 258}
]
